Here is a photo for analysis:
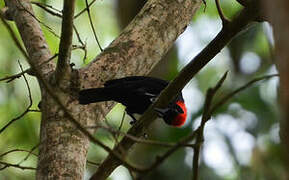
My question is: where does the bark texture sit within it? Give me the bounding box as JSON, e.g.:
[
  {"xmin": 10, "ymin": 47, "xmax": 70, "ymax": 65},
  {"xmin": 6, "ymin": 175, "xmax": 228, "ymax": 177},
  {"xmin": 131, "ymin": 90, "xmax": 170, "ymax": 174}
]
[
  {"xmin": 5, "ymin": 0, "xmax": 202, "ymax": 179},
  {"xmin": 264, "ymin": 0, "xmax": 289, "ymax": 169},
  {"xmin": 4, "ymin": 0, "xmax": 54, "ymax": 76},
  {"xmin": 78, "ymin": 0, "xmax": 202, "ymax": 89}
]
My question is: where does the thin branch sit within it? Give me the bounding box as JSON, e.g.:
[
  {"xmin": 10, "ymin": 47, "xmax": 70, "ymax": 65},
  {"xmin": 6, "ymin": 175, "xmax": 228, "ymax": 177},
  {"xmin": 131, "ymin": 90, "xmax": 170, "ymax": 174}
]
[
  {"xmin": 215, "ymin": 0, "xmax": 230, "ymax": 26},
  {"xmin": 210, "ymin": 74, "xmax": 279, "ymax": 113},
  {"xmin": 0, "ymin": 61, "xmax": 33, "ymax": 134},
  {"xmin": 0, "ymin": 68, "xmax": 31, "ymax": 83},
  {"xmin": 74, "ymin": 0, "xmax": 97, "ymax": 19},
  {"xmin": 0, "ymin": 161, "xmax": 36, "ymax": 171},
  {"xmin": 0, "ymin": 54, "xmax": 58, "ymax": 83},
  {"xmin": 55, "ymin": 0, "xmax": 75, "ymax": 85},
  {"xmin": 0, "ymin": 14, "xmax": 29, "ymax": 60},
  {"xmin": 87, "ymin": 160, "xmax": 101, "ymax": 167},
  {"xmin": 85, "ymin": 0, "xmax": 103, "ymax": 51},
  {"xmin": 143, "ymin": 129, "xmax": 199, "ymax": 174},
  {"xmin": 17, "ymin": 143, "xmax": 39, "ymax": 165},
  {"xmin": 31, "ymin": 1, "xmax": 62, "ymax": 18},
  {"xmin": 0, "ymin": 149, "xmax": 37, "ymax": 159},
  {"xmin": 31, "ymin": 2, "xmax": 88, "ymax": 62},
  {"xmin": 72, "ymin": 25, "xmax": 88, "ymax": 63},
  {"xmin": 87, "ymin": 125, "xmax": 196, "ymax": 148},
  {"xmin": 16, "ymin": 0, "xmax": 60, "ymax": 38},
  {"xmin": 192, "ymin": 72, "xmax": 227, "ymax": 180}
]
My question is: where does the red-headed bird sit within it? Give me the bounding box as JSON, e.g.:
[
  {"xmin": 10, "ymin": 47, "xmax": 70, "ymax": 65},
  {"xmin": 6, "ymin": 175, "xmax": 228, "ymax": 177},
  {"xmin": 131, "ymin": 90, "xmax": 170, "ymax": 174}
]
[{"xmin": 78, "ymin": 76, "xmax": 187, "ymax": 127}]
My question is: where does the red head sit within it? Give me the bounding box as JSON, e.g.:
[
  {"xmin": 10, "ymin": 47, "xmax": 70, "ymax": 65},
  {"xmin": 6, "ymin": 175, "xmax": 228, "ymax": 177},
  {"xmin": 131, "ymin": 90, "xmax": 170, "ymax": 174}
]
[
  {"xmin": 170, "ymin": 100, "xmax": 187, "ymax": 127},
  {"xmin": 156, "ymin": 100, "xmax": 187, "ymax": 127}
]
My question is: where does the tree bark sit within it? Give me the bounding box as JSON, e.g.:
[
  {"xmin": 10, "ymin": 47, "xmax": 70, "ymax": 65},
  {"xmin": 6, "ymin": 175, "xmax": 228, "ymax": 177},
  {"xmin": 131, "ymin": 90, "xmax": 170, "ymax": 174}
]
[{"xmin": 264, "ymin": 0, "xmax": 289, "ymax": 171}]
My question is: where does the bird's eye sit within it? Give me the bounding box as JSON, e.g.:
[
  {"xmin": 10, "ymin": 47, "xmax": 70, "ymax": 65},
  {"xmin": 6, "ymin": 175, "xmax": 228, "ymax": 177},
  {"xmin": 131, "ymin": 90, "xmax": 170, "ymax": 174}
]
[{"xmin": 175, "ymin": 105, "xmax": 184, "ymax": 113}]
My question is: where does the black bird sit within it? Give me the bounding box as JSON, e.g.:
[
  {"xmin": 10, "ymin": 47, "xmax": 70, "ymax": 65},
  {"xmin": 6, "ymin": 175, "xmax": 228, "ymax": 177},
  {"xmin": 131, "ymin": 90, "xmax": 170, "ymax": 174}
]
[{"xmin": 78, "ymin": 76, "xmax": 187, "ymax": 127}]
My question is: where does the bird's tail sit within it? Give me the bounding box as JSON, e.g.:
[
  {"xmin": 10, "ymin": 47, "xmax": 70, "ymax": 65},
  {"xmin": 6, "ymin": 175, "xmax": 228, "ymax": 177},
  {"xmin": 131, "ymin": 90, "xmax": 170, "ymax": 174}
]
[{"xmin": 78, "ymin": 88, "xmax": 113, "ymax": 104}]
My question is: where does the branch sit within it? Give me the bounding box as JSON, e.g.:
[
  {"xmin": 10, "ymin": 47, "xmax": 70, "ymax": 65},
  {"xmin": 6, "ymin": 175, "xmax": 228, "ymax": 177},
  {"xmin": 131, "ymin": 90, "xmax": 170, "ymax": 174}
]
[
  {"xmin": 0, "ymin": 149, "xmax": 37, "ymax": 159},
  {"xmin": 0, "ymin": 54, "xmax": 58, "ymax": 83},
  {"xmin": 0, "ymin": 161, "xmax": 36, "ymax": 171},
  {"xmin": 4, "ymin": 0, "xmax": 54, "ymax": 78},
  {"xmin": 31, "ymin": 1, "xmax": 62, "ymax": 18},
  {"xmin": 31, "ymin": 2, "xmax": 87, "ymax": 62},
  {"xmin": 215, "ymin": 0, "xmax": 230, "ymax": 25},
  {"xmin": 0, "ymin": 14, "xmax": 29, "ymax": 60},
  {"xmin": 55, "ymin": 0, "xmax": 75, "ymax": 86},
  {"xmin": 0, "ymin": 61, "xmax": 33, "ymax": 134},
  {"xmin": 91, "ymin": 2, "xmax": 260, "ymax": 179},
  {"xmin": 210, "ymin": 74, "xmax": 279, "ymax": 113},
  {"xmin": 192, "ymin": 72, "xmax": 227, "ymax": 180},
  {"xmin": 85, "ymin": 0, "xmax": 103, "ymax": 51},
  {"xmin": 74, "ymin": 0, "xmax": 97, "ymax": 19}
]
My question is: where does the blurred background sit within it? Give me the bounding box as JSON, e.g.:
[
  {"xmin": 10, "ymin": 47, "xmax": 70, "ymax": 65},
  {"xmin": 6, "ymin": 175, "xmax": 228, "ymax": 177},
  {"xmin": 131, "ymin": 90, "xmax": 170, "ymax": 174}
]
[{"xmin": 0, "ymin": 0, "xmax": 284, "ymax": 179}]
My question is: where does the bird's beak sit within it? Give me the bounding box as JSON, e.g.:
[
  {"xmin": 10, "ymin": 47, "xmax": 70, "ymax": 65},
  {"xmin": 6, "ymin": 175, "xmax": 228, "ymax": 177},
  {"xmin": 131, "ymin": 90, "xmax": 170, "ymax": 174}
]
[{"xmin": 154, "ymin": 107, "xmax": 170, "ymax": 117}]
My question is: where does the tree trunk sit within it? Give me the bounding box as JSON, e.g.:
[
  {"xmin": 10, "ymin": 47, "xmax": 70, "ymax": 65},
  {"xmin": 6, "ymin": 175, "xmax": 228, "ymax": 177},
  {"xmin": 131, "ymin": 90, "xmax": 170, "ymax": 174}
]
[{"xmin": 264, "ymin": 0, "xmax": 289, "ymax": 172}]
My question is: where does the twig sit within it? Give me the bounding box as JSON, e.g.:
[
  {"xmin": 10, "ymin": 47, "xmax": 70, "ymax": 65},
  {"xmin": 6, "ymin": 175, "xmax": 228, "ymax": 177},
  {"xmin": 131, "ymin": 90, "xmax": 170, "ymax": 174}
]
[
  {"xmin": 0, "ymin": 161, "xmax": 36, "ymax": 171},
  {"xmin": 55, "ymin": 0, "xmax": 75, "ymax": 85},
  {"xmin": 87, "ymin": 125, "xmax": 196, "ymax": 148},
  {"xmin": 215, "ymin": 0, "xmax": 230, "ymax": 26},
  {"xmin": 143, "ymin": 129, "xmax": 199, "ymax": 174},
  {"xmin": 0, "ymin": 149, "xmax": 37, "ymax": 159},
  {"xmin": 0, "ymin": 14, "xmax": 29, "ymax": 60},
  {"xmin": 0, "ymin": 54, "xmax": 58, "ymax": 83},
  {"xmin": 17, "ymin": 143, "xmax": 39, "ymax": 165},
  {"xmin": 32, "ymin": 1, "xmax": 88, "ymax": 60},
  {"xmin": 192, "ymin": 72, "xmax": 227, "ymax": 180},
  {"xmin": 210, "ymin": 74, "xmax": 279, "ymax": 113},
  {"xmin": 16, "ymin": 0, "xmax": 60, "ymax": 38},
  {"xmin": 73, "ymin": 25, "xmax": 87, "ymax": 63},
  {"xmin": 0, "ymin": 61, "xmax": 33, "ymax": 134},
  {"xmin": 31, "ymin": 1, "xmax": 62, "ymax": 18},
  {"xmin": 74, "ymin": 0, "xmax": 97, "ymax": 19},
  {"xmin": 85, "ymin": 0, "xmax": 103, "ymax": 51},
  {"xmin": 87, "ymin": 160, "xmax": 100, "ymax": 167},
  {"xmin": 0, "ymin": 68, "xmax": 30, "ymax": 83}
]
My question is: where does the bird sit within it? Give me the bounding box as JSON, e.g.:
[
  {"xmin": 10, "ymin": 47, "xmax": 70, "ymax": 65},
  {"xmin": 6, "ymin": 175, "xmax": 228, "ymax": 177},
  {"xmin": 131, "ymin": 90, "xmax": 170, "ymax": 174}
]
[{"xmin": 78, "ymin": 76, "xmax": 187, "ymax": 127}]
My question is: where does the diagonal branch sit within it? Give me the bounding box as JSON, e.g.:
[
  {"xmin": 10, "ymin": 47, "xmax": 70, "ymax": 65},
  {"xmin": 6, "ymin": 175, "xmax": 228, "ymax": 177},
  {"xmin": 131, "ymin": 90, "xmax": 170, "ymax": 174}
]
[
  {"xmin": 0, "ymin": 54, "xmax": 58, "ymax": 83},
  {"xmin": 91, "ymin": 2, "xmax": 261, "ymax": 179},
  {"xmin": 0, "ymin": 161, "xmax": 36, "ymax": 171},
  {"xmin": 55, "ymin": 0, "xmax": 75, "ymax": 86},
  {"xmin": 0, "ymin": 61, "xmax": 34, "ymax": 134},
  {"xmin": 215, "ymin": 0, "xmax": 230, "ymax": 25},
  {"xmin": 210, "ymin": 74, "xmax": 279, "ymax": 113},
  {"xmin": 192, "ymin": 72, "xmax": 227, "ymax": 180},
  {"xmin": 85, "ymin": 0, "xmax": 103, "ymax": 51},
  {"xmin": 4, "ymin": 0, "xmax": 54, "ymax": 77}
]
